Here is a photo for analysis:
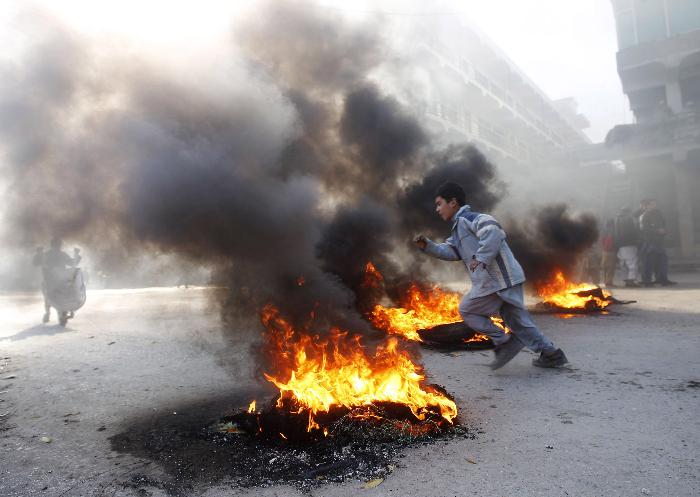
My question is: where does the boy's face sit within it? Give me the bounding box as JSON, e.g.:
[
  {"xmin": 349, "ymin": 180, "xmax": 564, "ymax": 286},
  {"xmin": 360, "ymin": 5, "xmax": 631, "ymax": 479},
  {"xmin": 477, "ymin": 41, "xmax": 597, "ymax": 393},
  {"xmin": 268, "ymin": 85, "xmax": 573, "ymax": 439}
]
[{"xmin": 435, "ymin": 196, "xmax": 460, "ymax": 222}]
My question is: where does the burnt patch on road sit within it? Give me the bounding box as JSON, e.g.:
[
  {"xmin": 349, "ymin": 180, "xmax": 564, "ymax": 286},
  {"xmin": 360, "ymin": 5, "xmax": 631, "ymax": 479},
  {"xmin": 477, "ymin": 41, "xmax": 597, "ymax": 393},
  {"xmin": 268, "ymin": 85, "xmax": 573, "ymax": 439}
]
[
  {"xmin": 668, "ymin": 380, "xmax": 700, "ymax": 392},
  {"xmin": 109, "ymin": 391, "xmax": 474, "ymax": 495}
]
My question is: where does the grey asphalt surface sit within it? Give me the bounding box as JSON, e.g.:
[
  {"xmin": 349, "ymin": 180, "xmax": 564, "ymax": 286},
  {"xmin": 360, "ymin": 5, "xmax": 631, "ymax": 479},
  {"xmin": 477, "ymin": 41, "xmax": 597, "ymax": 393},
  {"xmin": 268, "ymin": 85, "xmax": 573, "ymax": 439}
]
[{"xmin": 1, "ymin": 274, "xmax": 698, "ymax": 497}]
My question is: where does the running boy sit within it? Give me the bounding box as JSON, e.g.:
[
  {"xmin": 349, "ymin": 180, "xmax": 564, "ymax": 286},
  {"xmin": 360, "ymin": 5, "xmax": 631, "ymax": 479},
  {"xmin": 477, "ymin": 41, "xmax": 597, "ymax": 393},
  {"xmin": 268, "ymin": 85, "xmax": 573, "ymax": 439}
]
[{"xmin": 414, "ymin": 182, "xmax": 568, "ymax": 369}]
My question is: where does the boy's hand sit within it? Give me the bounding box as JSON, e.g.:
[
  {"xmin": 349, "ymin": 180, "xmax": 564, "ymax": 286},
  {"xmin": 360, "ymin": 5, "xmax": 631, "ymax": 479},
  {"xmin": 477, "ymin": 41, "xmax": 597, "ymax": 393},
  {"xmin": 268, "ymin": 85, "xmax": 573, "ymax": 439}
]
[
  {"xmin": 413, "ymin": 235, "xmax": 427, "ymax": 250},
  {"xmin": 469, "ymin": 259, "xmax": 481, "ymax": 271}
]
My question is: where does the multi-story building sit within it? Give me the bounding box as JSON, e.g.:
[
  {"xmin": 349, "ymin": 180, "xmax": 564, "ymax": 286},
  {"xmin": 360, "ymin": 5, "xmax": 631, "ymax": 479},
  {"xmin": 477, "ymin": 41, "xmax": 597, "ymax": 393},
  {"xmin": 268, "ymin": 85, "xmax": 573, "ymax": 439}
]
[
  {"xmin": 395, "ymin": 16, "xmax": 591, "ymax": 168},
  {"xmin": 581, "ymin": 0, "xmax": 700, "ymax": 258}
]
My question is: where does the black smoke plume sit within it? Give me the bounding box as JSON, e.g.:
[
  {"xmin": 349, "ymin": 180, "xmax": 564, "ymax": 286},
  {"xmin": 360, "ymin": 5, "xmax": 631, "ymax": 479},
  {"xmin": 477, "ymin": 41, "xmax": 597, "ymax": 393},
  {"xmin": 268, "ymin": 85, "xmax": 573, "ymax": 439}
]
[
  {"xmin": 340, "ymin": 86, "xmax": 427, "ymax": 178},
  {"xmin": 505, "ymin": 204, "xmax": 599, "ymax": 287},
  {"xmin": 398, "ymin": 145, "xmax": 505, "ymax": 238},
  {"xmin": 316, "ymin": 200, "xmax": 399, "ymax": 315}
]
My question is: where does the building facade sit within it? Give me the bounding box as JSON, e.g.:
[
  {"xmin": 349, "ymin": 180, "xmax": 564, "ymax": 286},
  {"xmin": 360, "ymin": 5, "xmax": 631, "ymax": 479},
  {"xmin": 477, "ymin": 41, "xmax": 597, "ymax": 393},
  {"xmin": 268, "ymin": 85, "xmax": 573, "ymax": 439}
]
[
  {"xmin": 607, "ymin": 0, "xmax": 700, "ymax": 258},
  {"xmin": 395, "ymin": 16, "xmax": 591, "ymax": 167}
]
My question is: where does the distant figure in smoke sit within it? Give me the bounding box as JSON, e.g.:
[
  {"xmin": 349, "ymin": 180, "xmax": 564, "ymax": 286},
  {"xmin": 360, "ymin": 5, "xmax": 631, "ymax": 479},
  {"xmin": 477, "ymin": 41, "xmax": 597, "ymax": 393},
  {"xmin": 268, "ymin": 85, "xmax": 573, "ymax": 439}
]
[
  {"xmin": 614, "ymin": 206, "xmax": 640, "ymax": 287},
  {"xmin": 579, "ymin": 248, "xmax": 601, "ymax": 286},
  {"xmin": 414, "ymin": 182, "xmax": 568, "ymax": 369},
  {"xmin": 33, "ymin": 238, "xmax": 83, "ymax": 325},
  {"xmin": 634, "ymin": 199, "xmax": 649, "ymax": 281},
  {"xmin": 600, "ymin": 219, "xmax": 617, "ymax": 288},
  {"xmin": 639, "ymin": 199, "xmax": 676, "ymax": 287}
]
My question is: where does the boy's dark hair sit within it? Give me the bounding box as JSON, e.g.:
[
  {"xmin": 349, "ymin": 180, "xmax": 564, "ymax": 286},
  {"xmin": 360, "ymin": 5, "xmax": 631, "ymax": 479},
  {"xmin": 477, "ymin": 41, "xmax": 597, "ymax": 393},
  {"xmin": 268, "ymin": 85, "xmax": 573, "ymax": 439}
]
[{"xmin": 435, "ymin": 182, "xmax": 466, "ymax": 206}]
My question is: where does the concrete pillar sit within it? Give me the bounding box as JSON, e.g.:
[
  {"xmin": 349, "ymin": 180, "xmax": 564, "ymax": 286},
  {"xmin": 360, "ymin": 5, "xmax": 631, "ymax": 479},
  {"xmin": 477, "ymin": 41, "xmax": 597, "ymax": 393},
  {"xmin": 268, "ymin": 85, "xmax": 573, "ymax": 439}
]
[
  {"xmin": 673, "ymin": 157, "xmax": 695, "ymax": 257},
  {"xmin": 665, "ymin": 66, "xmax": 684, "ymax": 114},
  {"xmin": 666, "ymin": 81, "xmax": 684, "ymax": 114}
]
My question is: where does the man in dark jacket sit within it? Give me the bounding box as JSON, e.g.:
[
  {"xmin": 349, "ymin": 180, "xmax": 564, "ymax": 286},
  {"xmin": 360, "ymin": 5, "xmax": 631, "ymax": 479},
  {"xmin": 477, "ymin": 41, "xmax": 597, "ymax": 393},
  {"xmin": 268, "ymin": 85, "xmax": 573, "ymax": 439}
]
[
  {"xmin": 600, "ymin": 219, "xmax": 617, "ymax": 287},
  {"xmin": 633, "ymin": 200, "xmax": 648, "ymax": 280},
  {"xmin": 639, "ymin": 199, "xmax": 675, "ymax": 286}
]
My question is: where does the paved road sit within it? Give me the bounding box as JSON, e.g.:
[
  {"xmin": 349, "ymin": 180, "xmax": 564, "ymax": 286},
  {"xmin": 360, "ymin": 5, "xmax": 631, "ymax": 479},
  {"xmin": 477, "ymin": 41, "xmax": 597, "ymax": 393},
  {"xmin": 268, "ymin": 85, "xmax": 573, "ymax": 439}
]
[{"xmin": 1, "ymin": 276, "xmax": 698, "ymax": 497}]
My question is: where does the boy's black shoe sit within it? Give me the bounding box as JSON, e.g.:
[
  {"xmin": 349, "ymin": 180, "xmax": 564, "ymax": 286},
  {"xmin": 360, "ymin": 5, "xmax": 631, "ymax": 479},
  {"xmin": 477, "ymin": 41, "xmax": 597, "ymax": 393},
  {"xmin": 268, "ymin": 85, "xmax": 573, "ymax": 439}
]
[
  {"xmin": 489, "ymin": 336, "xmax": 524, "ymax": 370},
  {"xmin": 532, "ymin": 348, "xmax": 568, "ymax": 368},
  {"xmin": 658, "ymin": 280, "xmax": 677, "ymax": 286}
]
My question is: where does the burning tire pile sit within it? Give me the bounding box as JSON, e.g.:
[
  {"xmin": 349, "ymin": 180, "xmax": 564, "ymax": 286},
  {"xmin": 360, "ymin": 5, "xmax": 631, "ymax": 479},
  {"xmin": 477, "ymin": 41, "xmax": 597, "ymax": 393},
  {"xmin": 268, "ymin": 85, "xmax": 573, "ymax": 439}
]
[
  {"xmin": 365, "ymin": 265, "xmax": 635, "ymax": 349},
  {"xmin": 365, "ymin": 264, "xmax": 500, "ymax": 349},
  {"xmin": 532, "ymin": 271, "xmax": 635, "ymax": 315},
  {"xmin": 111, "ymin": 303, "xmax": 473, "ymax": 492},
  {"xmin": 158, "ymin": 296, "xmax": 479, "ymax": 489},
  {"xmin": 201, "ymin": 396, "xmax": 472, "ymax": 488},
  {"xmin": 112, "ymin": 396, "xmax": 473, "ymax": 493}
]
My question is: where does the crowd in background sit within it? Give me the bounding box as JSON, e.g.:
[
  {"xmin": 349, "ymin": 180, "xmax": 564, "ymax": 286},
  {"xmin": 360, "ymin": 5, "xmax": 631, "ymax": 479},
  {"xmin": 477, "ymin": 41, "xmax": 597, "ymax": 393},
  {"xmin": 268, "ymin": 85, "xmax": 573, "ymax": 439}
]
[{"xmin": 581, "ymin": 198, "xmax": 677, "ymax": 288}]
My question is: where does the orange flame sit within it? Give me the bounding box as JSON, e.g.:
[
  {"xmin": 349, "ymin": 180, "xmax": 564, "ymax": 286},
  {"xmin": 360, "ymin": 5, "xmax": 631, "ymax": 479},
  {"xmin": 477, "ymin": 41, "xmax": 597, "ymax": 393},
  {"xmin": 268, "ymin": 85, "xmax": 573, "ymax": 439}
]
[
  {"xmin": 537, "ymin": 271, "xmax": 612, "ymax": 310},
  {"xmin": 361, "ymin": 261, "xmax": 384, "ymax": 288},
  {"xmin": 369, "ymin": 281, "xmax": 500, "ymax": 344},
  {"xmin": 248, "ymin": 400, "xmax": 256, "ymax": 413},
  {"xmin": 260, "ymin": 304, "xmax": 457, "ymax": 432}
]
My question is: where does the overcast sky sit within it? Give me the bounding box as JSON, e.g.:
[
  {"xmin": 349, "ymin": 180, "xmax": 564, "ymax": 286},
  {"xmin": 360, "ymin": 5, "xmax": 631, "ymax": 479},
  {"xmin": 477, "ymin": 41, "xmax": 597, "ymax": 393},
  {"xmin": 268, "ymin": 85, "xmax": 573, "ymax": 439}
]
[{"xmin": 0, "ymin": 0, "xmax": 631, "ymax": 142}]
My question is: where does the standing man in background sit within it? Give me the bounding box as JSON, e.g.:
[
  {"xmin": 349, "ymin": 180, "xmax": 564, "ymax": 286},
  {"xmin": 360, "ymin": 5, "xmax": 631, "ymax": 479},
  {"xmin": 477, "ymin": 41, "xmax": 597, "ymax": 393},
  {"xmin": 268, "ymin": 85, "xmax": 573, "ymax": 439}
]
[
  {"xmin": 634, "ymin": 199, "xmax": 650, "ymax": 284},
  {"xmin": 614, "ymin": 207, "xmax": 640, "ymax": 287},
  {"xmin": 639, "ymin": 199, "xmax": 676, "ymax": 287},
  {"xmin": 600, "ymin": 219, "xmax": 617, "ymax": 288}
]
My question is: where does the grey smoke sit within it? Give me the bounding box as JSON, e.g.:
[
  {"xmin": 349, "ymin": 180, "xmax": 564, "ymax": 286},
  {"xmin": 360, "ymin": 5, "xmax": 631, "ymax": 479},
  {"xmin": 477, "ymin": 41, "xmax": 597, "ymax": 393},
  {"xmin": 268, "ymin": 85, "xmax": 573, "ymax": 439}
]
[{"xmin": 1, "ymin": 1, "xmax": 598, "ymax": 344}]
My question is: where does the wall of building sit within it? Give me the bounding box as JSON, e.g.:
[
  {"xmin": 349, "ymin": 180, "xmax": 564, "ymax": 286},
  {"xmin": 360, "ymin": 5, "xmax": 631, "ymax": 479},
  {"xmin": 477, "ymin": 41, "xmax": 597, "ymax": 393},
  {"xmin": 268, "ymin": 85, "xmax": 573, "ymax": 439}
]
[
  {"xmin": 395, "ymin": 16, "xmax": 590, "ymax": 167},
  {"xmin": 607, "ymin": 0, "xmax": 700, "ymax": 257}
]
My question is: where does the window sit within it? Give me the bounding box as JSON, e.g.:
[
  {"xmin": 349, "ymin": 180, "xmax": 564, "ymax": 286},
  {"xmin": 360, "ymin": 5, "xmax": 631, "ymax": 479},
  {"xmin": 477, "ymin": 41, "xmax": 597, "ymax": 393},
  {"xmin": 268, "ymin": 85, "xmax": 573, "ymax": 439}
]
[
  {"xmin": 667, "ymin": 0, "xmax": 700, "ymax": 35},
  {"xmin": 613, "ymin": 0, "xmax": 634, "ymax": 12},
  {"xmin": 616, "ymin": 10, "xmax": 637, "ymax": 48},
  {"xmin": 679, "ymin": 53, "xmax": 700, "ymax": 107},
  {"xmin": 628, "ymin": 85, "xmax": 668, "ymax": 121},
  {"xmin": 634, "ymin": 0, "xmax": 667, "ymax": 43},
  {"xmin": 680, "ymin": 74, "xmax": 700, "ymax": 107}
]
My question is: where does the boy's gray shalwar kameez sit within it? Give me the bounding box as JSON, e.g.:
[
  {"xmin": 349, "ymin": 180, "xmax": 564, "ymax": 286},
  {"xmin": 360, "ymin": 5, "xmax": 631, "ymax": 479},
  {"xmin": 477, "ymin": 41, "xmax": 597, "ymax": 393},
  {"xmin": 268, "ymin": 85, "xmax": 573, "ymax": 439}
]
[{"xmin": 421, "ymin": 205, "xmax": 555, "ymax": 353}]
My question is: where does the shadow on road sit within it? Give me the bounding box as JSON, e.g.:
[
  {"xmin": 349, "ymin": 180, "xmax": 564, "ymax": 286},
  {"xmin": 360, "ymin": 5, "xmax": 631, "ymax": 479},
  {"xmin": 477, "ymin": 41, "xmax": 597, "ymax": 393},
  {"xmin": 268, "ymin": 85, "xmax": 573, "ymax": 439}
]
[{"xmin": 2, "ymin": 324, "xmax": 73, "ymax": 341}]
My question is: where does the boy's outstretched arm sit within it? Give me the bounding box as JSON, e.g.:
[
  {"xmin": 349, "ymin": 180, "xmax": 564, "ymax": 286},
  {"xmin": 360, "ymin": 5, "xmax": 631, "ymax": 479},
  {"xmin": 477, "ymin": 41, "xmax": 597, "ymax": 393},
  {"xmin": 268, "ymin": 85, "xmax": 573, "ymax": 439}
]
[
  {"xmin": 414, "ymin": 234, "xmax": 461, "ymax": 261},
  {"xmin": 473, "ymin": 215, "xmax": 506, "ymax": 265}
]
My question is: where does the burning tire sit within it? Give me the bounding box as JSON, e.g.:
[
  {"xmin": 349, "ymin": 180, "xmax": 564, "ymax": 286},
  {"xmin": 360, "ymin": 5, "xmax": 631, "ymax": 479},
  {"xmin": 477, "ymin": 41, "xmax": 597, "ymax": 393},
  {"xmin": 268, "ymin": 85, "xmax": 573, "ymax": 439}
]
[{"xmin": 417, "ymin": 322, "xmax": 494, "ymax": 349}]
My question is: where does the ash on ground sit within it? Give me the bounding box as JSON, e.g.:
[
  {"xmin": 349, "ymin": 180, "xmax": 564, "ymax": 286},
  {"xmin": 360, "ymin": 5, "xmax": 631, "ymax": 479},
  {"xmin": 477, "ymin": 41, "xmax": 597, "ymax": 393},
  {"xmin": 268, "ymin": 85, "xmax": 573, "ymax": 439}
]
[{"xmin": 110, "ymin": 394, "xmax": 474, "ymax": 495}]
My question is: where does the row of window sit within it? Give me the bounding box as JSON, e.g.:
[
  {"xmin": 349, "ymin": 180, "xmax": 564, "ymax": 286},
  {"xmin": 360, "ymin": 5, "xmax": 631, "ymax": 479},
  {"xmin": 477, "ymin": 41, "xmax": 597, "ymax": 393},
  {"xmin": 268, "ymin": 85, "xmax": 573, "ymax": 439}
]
[
  {"xmin": 615, "ymin": 0, "xmax": 700, "ymax": 49},
  {"xmin": 427, "ymin": 100, "xmax": 538, "ymax": 160},
  {"xmin": 422, "ymin": 36, "xmax": 572, "ymax": 147}
]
